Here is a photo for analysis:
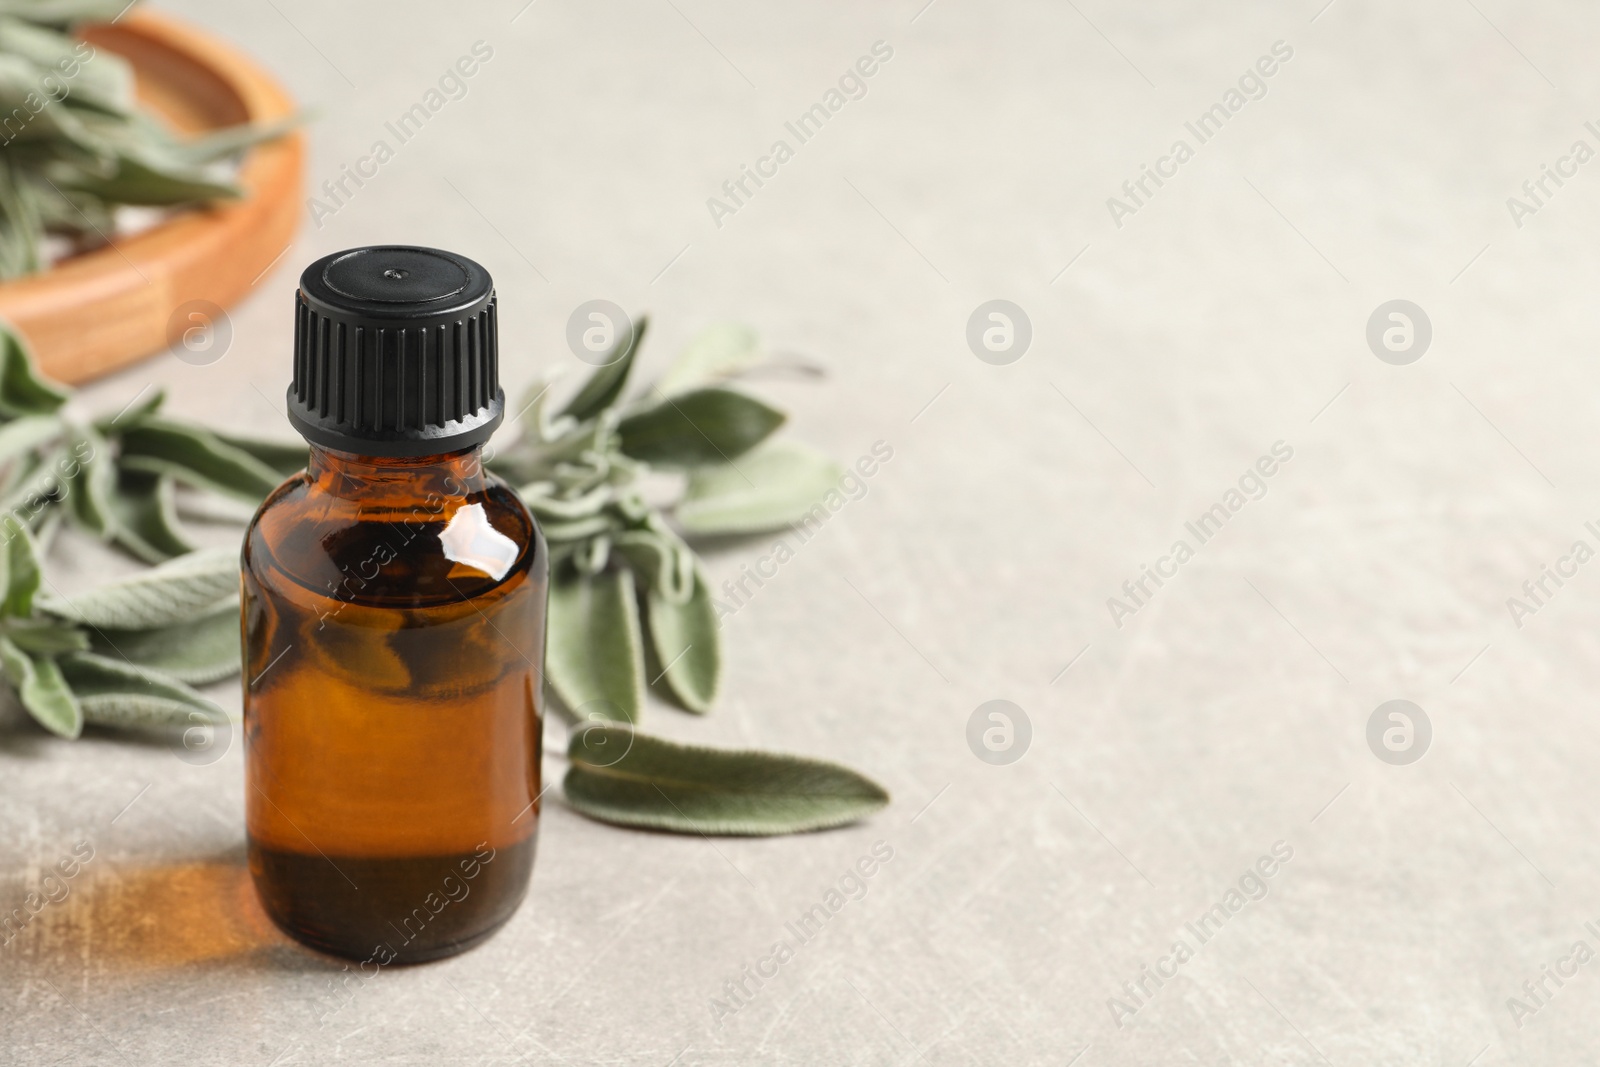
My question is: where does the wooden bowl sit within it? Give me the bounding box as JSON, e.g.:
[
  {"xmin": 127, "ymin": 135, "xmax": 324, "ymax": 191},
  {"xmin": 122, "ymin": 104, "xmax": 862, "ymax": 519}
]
[{"xmin": 0, "ymin": 10, "xmax": 303, "ymax": 385}]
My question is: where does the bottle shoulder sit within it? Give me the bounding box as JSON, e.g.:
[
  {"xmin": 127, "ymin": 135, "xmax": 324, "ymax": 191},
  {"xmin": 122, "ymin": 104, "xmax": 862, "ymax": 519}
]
[{"xmin": 244, "ymin": 471, "xmax": 545, "ymax": 609}]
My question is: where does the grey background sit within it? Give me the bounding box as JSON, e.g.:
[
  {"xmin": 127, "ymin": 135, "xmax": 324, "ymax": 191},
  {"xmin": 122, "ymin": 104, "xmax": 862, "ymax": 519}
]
[{"xmin": 3, "ymin": 0, "xmax": 1597, "ymax": 1063}]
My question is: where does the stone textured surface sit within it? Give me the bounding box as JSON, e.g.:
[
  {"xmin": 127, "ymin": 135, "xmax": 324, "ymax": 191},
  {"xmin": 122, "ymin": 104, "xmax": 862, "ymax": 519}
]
[{"xmin": 2, "ymin": 1, "xmax": 1597, "ymax": 1063}]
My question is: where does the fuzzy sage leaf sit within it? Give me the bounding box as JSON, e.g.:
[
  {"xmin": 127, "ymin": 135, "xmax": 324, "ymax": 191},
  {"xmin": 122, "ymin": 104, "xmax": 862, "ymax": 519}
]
[
  {"xmin": 675, "ymin": 439, "xmax": 844, "ymax": 536},
  {"xmin": 564, "ymin": 726, "xmax": 889, "ymax": 835},
  {"xmin": 117, "ymin": 417, "xmax": 283, "ymax": 502},
  {"xmin": 0, "ymin": 330, "xmax": 66, "ymax": 415},
  {"xmin": 560, "ymin": 315, "xmax": 648, "ymax": 422},
  {"xmin": 0, "ymin": 636, "xmax": 80, "ymax": 738},
  {"xmin": 657, "ymin": 323, "xmax": 762, "ymax": 395},
  {"xmin": 617, "ymin": 387, "xmax": 785, "ymax": 467},
  {"xmin": 546, "ymin": 567, "xmax": 643, "ymax": 723},
  {"xmin": 58, "ymin": 651, "xmax": 224, "ymax": 730},
  {"xmin": 88, "ymin": 598, "xmax": 240, "ymax": 684},
  {"xmin": 106, "ymin": 470, "xmax": 194, "ymax": 563},
  {"xmin": 38, "ymin": 546, "xmax": 236, "ymax": 629},
  {"xmin": 644, "ymin": 568, "xmax": 718, "ymax": 713}
]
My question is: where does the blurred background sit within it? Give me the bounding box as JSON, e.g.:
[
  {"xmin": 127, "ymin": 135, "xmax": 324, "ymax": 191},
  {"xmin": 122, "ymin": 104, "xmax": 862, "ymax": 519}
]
[{"xmin": 5, "ymin": 0, "xmax": 1600, "ymax": 1063}]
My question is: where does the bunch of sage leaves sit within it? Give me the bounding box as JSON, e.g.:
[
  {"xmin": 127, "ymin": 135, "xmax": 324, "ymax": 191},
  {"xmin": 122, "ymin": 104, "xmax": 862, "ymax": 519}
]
[
  {"xmin": 0, "ymin": 320, "xmax": 889, "ymax": 836},
  {"xmin": 0, "ymin": 0, "xmax": 297, "ymax": 277}
]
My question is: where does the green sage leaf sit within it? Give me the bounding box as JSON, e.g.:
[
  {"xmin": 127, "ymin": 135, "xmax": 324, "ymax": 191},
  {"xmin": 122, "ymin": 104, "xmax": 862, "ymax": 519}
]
[
  {"xmin": 675, "ymin": 439, "xmax": 844, "ymax": 536},
  {"xmin": 564, "ymin": 726, "xmax": 889, "ymax": 835},
  {"xmin": 106, "ymin": 469, "xmax": 194, "ymax": 564},
  {"xmin": 0, "ymin": 413, "xmax": 62, "ymax": 465},
  {"xmin": 118, "ymin": 417, "xmax": 282, "ymax": 502},
  {"xmin": 59, "ymin": 154, "xmax": 239, "ymax": 205},
  {"xmin": 166, "ymin": 114, "xmax": 302, "ymax": 164},
  {"xmin": 0, "ymin": 2, "xmax": 134, "ymax": 26},
  {"xmin": 62, "ymin": 426, "xmax": 112, "ymax": 537},
  {"xmin": 89, "ymin": 598, "xmax": 239, "ymax": 684},
  {"xmin": 93, "ymin": 387, "xmax": 165, "ymax": 434},
  {"xmin": 645, "ymin": 568, "xmax": 719, "ymax": 713},
  {"xmin": 0, "ymin": 637, "xmax": 80, "ymax": 738},
  {"xmin": 3, "ymin": 520, "xmax": 38, "ymax": 616},
  {"xmin": 546, "ymin": 566, "xmax": 643, "ymax": 723},
  {"xmin": 58, "ymin": 650, "xmax": 223, "ymax": 730},
  {"xmin": 539, "ymin": 513, "xmax": 617, "ymax": 544},
  {"xmin": 212, "ymin": 432, "xmax": 308, "ymax": 478},
  {"xmin": 617, "ymin": 387, "xmax": 785, "ymax": 467},
  {"xmin": 560, "ymin": 314, "xmax": 648, "ymax": 422},
  {"xmin": 657, "ymin": 323, "xmax": 762, "ymax": 395},
  {"xmin": 38, "ymin": 546, "xmax": 237, "ymax": 629},
  {"xmin": 0, "ymin": 328, "xmax": 66, "ymax": 416},
  {"xmin": 0, "ymin": 443, "xmax": 64, "ymax": 517},
  {"xmin": 611, "ymin": 526, "xmax": 693, "ymax": 604},
  {"xmin": 4, "ymin": 618, "xmax": 87, "ymax": 654}
]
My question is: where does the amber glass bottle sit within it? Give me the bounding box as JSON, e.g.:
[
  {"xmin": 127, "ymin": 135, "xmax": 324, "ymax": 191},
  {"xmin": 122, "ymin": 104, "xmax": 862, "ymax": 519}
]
[{"xmin": 243, "ymin": 246, "xmax": 546, "ymax": 964}]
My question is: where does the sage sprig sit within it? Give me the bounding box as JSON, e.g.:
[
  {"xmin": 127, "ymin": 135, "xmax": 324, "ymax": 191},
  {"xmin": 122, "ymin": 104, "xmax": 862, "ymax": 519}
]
[
  {"xmin": 0, "ymin": 0, "xmax": 298, "ymax": 277},
  {"xmin": 488, "ymin": 318, "xmax": 847, "ymax": 723},
  {"xmin": 0, "ymin": 536, "xmax": 233, "ymax": 738},
  {"xmin": 0, "ymin": 319, "xmax": 889, "ymax": 836}
]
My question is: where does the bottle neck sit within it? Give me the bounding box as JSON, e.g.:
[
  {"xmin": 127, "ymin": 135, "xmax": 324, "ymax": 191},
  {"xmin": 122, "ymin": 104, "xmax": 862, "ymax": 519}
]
[{"xmin": 307, "ymin": 444, "xmax": 490, "ymax": 505}]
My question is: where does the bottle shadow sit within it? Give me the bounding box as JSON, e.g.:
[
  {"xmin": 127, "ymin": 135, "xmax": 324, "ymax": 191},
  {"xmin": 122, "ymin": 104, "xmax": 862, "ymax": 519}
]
[{"xmin": 4, "ymin": 845, "xmax": 347, "ymax": 976}]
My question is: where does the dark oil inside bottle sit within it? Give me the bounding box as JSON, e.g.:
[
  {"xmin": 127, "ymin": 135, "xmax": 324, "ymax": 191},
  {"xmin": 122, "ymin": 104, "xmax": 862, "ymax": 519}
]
[{"xmin": 243, "ymin": 448, "xmax": 546, "ymax": 964}]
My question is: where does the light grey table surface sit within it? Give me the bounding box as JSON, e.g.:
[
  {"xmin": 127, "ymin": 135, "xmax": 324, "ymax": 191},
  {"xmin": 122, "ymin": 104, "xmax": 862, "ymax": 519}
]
[{"xmin": 4, "ymin": 0, "xmax": 1599, "ymax": 1063}]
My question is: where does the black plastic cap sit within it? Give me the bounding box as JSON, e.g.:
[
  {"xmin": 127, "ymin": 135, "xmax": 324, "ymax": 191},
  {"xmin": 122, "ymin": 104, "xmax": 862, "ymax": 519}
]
[{"xmin": 287, "ymin": 246, "xmax": 503, "ymax": 457}]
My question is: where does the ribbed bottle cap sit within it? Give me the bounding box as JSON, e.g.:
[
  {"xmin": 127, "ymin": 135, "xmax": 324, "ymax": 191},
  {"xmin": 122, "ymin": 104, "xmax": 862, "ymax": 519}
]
[{"xmin": 287, "ymin": 246, "xmax": 503, "ymax": 456}]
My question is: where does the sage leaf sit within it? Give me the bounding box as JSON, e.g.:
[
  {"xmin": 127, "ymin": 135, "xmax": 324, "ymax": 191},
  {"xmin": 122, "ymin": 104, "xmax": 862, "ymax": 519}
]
[
  {"xmin": 93, "ymin": 387, "xmax": 165, "ymax": 434},
  {"xmin": 169, "ymin": 115, "xmax": 302, "ymax": 164},
  {"xmin": 0, "ymin": 637, "xmax": 80, "ymax": 738},
  {"xmin": 645, "ymin": 568, "xmax": 719, "ymax": 713},
  {"xmin": 106, "ymin": 470, "xmax": 194, "ymax": 564},
  {"xmin": 539, "ymin": 514, "xmax": 616, "ymax": 544},
  {"xmin": 213, "ymin": 432, "xmax": 308, "ymax": 478},
  {"xmin": 89, "ymin": 598, "xmax": 239, "ymax": 684},
  {"xmin": 564, "ymin": 726, "xmax": 889, "ymax": 835},
  {"xmin": 4, "ymin": 619, "xmax": 88, "ymax": 654},
  {"xmin": 612, "ymin": 526, "xmax": 694, "ymax": 604},
  {"xmin": 0, "ymin": 329, "xmax": 66, "ymax": 415},
  {"xmin": 0, "ymin": 444, "xmax": 64, "ymax": 516},
  {"xmin": 62, "ymin": 426, "xmax": 112, "ymax": 537},
  {"xmin": 675, "ymin": 440, "xmax": 844, "ymax": 536},
  {"xmin": 521, "ymin": 483, "xmax": 611, "ymax": 523},
  {"xmin": 560, "ymin": 315, "xmax": 648, "ymax": 422},
  {"xmin": 617, "ymin": 387, "xmax": 785, "ymax": 467},
  {"xmin": 39, "ymin": 546, "xmax": 237, "ymax": 629},
  {"xmin": 58, "ymin": 651, "xmax": 224, "ymax": 730},
  {"xmin": 118, "ymin": 417, "xmax": 281, "ymax": 502},
  {"xmin": 657, "ymin": 323, "xmax": 762, "ymax": 395},
  {"xmin": 0, "ymin": 413, "xmax": 62, "ymax": 465},
  {"xmin": 546, "ymin": 566, "xmax": 643, "ymax": 723},
  {"xmin": 0, "ymin": 3, "xmax": 135, "ymax": 27},
  {"xmin": 3, "ymin": 521, "xmax": 38, "ymax": 616},
  {"xmin": 59, "ymin": 154, "xmax": 239, "ymax": 205}
]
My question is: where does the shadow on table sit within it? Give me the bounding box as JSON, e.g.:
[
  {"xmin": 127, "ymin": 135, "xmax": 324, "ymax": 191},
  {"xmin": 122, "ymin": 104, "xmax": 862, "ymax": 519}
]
[{"xmin": 4, "ymin": 847, "xmax": 346, "ymax": 976}]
